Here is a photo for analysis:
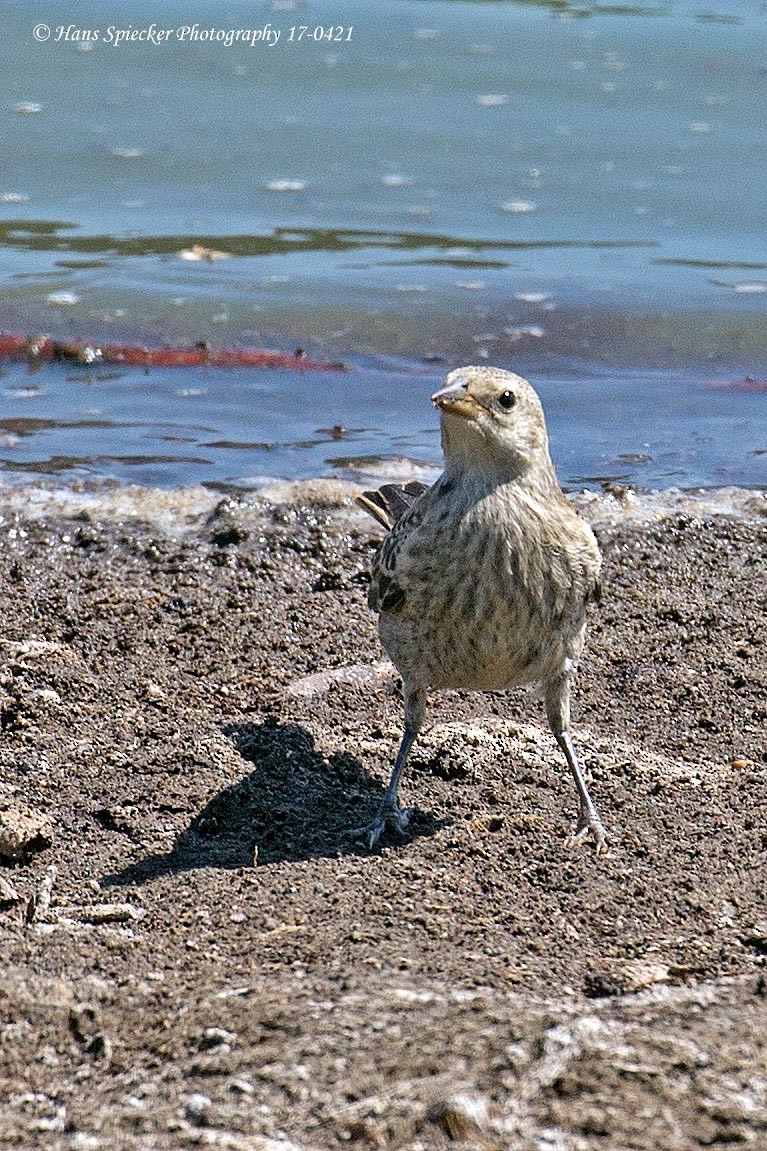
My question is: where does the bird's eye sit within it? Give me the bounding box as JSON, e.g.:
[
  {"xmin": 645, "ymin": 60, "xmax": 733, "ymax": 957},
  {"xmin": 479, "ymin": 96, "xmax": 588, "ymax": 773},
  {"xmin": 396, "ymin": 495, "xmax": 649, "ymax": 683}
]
[{"xmin": 498, "ymin": 390, "xmax": 516, "ymax": 410}]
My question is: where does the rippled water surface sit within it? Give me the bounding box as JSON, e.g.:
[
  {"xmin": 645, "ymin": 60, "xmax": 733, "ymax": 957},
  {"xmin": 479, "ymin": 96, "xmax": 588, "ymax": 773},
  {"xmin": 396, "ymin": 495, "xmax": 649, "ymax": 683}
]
[{"xmin": 1, "ymin": 0, "xmax": 765, "ymax": 488}]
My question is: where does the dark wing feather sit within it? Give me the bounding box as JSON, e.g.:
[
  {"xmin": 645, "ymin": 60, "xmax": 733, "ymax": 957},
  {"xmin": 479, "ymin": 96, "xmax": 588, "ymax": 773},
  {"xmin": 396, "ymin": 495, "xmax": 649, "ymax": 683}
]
[
  {"xmin": 360, "ymin": 481, "xmax": 430, "ymax": 614},
  {"xmin": 356, "ymin": 480, "xmax": 428, "ymax": 531}
]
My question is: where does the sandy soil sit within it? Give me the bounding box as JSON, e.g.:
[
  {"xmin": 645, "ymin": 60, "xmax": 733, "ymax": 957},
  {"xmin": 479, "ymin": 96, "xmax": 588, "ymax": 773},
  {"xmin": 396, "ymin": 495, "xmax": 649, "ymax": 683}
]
[{"xmin": 0, "ymin": 480, "xmax": 765, "ymax": 1150}]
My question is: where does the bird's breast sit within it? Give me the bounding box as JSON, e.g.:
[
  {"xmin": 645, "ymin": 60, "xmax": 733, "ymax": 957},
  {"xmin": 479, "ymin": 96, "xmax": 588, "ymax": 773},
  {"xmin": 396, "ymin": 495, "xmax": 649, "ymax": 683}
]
[{"xmin": 379, "ymin": 512, "xmax": 583, "ymax": 691}]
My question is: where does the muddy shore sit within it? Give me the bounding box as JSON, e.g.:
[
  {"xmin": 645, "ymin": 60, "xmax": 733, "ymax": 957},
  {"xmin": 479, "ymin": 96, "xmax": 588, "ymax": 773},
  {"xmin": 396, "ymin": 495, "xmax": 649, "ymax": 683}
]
[{"xmin": 0, "ymin": 479, "xmax": 765, "ymax": 1150}]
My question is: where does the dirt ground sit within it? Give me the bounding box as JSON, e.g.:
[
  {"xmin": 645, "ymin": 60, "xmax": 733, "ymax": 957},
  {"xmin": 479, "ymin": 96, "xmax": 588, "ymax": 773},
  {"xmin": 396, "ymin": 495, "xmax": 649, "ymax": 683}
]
[{"xmin": 0, "ymin": 479, "xmax": 765, "ymax": 1150}]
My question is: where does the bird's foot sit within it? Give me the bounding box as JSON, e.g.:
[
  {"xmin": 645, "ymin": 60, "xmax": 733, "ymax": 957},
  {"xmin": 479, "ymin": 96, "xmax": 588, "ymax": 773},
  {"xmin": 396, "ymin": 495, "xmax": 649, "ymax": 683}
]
[
  {"xmin": 565, "ymin": 806, "xmax": 609, "ymax": 855},
  {"xmin": 349, "ymin": 802, "xmax": 412, "ymax": 849}
]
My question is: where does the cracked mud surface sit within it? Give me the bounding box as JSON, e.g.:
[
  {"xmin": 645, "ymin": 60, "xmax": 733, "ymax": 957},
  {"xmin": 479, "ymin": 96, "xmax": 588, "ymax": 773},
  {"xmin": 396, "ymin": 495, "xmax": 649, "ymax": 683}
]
[{"xmin": 0, "ymin": 483, "xmax": 765, "ymax": 1149}]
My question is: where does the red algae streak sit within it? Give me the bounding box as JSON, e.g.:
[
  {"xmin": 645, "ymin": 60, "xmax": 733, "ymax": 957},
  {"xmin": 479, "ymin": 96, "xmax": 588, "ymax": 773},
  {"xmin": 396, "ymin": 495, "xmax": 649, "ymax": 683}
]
[
  {"xmin": 0, "ymin": 332, "xmax": 349, "ymax": 372},
  {"xmin": 709, "ymin": 375, "xmax": 767, "ymax": 394}
]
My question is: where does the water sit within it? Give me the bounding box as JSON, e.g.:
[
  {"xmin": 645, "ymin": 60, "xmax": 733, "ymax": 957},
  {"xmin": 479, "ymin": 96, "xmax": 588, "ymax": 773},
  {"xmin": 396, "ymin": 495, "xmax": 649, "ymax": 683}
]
[{"xmin": 1, "ymin": 0, "xmax": 765, "ymax": 490}]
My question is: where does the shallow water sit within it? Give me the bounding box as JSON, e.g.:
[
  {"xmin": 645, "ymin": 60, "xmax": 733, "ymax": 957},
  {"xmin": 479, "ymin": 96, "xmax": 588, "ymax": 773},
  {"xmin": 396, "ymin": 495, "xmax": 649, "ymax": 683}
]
[
  {"xmin": 1, "ymin": 0, "xmax": 765, "ymax": 489},
  {"xmin": 0, "ymin": 358, "xmax": 763, "ymax": 491}
]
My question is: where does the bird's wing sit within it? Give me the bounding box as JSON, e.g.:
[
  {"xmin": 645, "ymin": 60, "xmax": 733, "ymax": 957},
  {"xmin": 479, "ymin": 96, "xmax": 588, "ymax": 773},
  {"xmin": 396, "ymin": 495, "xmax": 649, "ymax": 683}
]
[
  {"xmin": 356, "ymin": 480, "xmax": 428, "ymax": 531},
  {"xmin": 562, "ymin": 511, "xmax": 603, "ymax": 610},
  {"xmin": 365, "ymin": 483, "xmax": 430, "ymax": 614}
]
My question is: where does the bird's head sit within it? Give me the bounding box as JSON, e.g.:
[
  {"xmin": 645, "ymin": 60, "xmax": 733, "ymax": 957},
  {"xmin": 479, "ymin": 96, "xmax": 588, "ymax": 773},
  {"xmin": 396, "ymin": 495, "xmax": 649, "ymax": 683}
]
[{"xmin": 432, "ymin": 366, "xmax": 553, "ymax": 480}]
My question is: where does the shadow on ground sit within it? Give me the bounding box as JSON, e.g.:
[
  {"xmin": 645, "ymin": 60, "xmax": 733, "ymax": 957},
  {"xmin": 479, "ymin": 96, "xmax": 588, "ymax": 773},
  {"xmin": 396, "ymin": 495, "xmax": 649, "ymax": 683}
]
[{"xmin": 103, "ymin": 719, "xmax": 443, "ymax": 887}]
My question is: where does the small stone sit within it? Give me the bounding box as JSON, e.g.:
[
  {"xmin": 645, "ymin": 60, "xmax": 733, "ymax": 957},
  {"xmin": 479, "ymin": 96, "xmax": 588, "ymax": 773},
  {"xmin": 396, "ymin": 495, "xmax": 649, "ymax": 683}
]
[
  {"xmin": 585, "ymin": 959, "xmax": 671, "ymax": 997},
  {"xmin": 229, "ymin": 1078, "xmax": 255, "ymax": 1095},
  {"xmin": 200, "ymin": 1026, "xmax": 236, "ymax": 1051},
  {"xmin": 183, "ymin": 1092, "xmax": 212, "ymax": 1125},
  {"xmin": 30, "ymin": 688, "xmax": 61, "ymax": 705},
  {"xmin": 70, "ymin": 1134, "xmax": 102, "ymax": 1149},
  {"xmin": 0, "ymin": 875, "xmax": 21, "ymax": 902},
  {"xmin": 428, "ymin": 1092, "xmax": 491, "ymax": 1140},
  {"xmin": 75, "ymin": 902, "xmax": 142, "ymax": 924},
  {"xmin": 472, "ymin": 815, "xmax": 505, "ymax": 833},
  {"xmin": 345, "ymin": 1118, "xmax": 386, "ymax": 1148},
  {"xmin": 741, "ymin": 923, "xmax": 767, "ymax": 954},
  {"xmin": 0, "ymin": 803, "xmax": 53, "ymax": 860}
]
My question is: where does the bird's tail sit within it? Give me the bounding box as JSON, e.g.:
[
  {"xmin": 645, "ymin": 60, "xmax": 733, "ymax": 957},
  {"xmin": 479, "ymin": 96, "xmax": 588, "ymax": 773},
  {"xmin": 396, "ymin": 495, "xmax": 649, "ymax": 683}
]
[{"xmin": 356, "ymin": 480, "xmax": 428, "ymax": 530}]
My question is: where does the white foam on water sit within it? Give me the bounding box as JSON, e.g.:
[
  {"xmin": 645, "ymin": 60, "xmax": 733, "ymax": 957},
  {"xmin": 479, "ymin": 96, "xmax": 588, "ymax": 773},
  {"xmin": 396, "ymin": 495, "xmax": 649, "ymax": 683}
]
[{"xmin": 0, "ymin": 477, "xmax": 762, "ymax": 536}]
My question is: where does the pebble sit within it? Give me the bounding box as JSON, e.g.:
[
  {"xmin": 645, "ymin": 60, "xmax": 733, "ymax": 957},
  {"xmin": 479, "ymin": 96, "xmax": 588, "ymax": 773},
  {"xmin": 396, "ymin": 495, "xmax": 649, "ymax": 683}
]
[
  {"xmin": 200, "ymin": 1026, "xmax": 236, "ymax": 1050},
  {"xmin": 229, "ymin": 1078, "xmax": 255, "ymax": 1095},
  {"xmin": 428, "ymin": 1092, "xmax": 492, "ymax": 1140},
  {"xmin": 75, "ymin": 902, "xmax": 143, "ymax": 924},
  {"xmin": 2, "ymin": 639, "xmax": 65, "ymax": 660},
  {"xmin": 0, "ymin": 874, "xmax": 20, "ymax": 902},
  {"xmin": 0, "ymin": 802, "xmax": 53, "ymax": 860},
  {"xmin": 585, "ymin": 959, "xmax": 671, "ymax": 997},
  {"xmin": 143, "ymin": 681, "xmax": 167, "ymax": 701},
  {"xmin": 30, "ymin": 688, "xmax": 62, "ymax": 706},
  {"xmin": 286, "ymin": 661, "xmax": 394, "ymax": 698},
  {"xmin": 182, "ymin": 1092, "xmax": 212, "ymax": 1124}
]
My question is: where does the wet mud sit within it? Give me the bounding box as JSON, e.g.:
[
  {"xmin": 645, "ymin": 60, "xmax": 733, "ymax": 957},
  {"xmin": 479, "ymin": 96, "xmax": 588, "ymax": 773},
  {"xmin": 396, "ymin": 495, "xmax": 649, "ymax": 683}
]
[{"xmin": 0, "ymin": 482, "xmax": 765, "ymax": 1149}]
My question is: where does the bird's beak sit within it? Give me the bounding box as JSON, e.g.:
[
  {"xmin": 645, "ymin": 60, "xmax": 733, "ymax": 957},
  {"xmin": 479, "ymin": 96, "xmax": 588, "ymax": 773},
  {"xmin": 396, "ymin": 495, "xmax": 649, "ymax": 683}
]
[{"xmin": 431, "ymin": 380, "xmax": 480, "ymax": 421}]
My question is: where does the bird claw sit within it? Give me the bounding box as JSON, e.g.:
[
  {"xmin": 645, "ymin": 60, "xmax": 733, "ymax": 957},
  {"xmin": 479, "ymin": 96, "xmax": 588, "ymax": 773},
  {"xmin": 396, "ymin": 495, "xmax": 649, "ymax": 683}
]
[
  {"xmin": 565, "ymin": 808, "xmax": 609, "ymax": 855},
  {"xmin": 349, "ymin": 804, "xmax": 412, "ymax": 849}
]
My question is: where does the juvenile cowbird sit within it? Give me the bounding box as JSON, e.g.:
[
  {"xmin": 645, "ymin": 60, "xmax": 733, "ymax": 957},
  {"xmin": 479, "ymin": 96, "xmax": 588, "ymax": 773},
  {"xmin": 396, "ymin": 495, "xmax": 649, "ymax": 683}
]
[{"xmin": 356, "ymin": 366, "xmax": 607, "ymax": 852}]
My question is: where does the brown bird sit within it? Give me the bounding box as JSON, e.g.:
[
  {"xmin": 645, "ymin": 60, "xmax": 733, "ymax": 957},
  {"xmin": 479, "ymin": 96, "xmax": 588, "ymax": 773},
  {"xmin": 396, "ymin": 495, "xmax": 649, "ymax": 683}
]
[{"xmin": 356, "ymin": 365, "xmax": 607, "ymax": 852}]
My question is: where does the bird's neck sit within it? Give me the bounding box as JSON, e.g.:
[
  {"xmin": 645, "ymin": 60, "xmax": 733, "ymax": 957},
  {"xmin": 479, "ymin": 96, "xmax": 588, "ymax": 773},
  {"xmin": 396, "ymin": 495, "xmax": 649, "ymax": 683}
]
[{"xmin": 444, "ymin": 446, "xmax": 559, "ymax": 497}]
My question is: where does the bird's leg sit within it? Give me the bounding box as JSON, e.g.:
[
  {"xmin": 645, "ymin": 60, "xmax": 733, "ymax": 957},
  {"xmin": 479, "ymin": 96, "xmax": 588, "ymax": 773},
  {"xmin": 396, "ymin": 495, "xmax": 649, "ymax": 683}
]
[
  {"xmin": 353, "ymin": 689, "xmax": 425, "ymax": 848},
  {"xmin": 545, "ymin": 677, "xmax": 608, "ymax": 854},
  {"xmin": 557, "ymin": 730, "xmax": 608, "ymax": 854}
]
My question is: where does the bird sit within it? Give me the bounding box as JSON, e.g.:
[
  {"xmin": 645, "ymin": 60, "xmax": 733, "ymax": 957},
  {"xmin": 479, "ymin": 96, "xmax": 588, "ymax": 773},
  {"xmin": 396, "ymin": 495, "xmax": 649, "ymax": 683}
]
[{"xmin": 355, "ymin": 365, "xmax": 607, "ymax": 853}]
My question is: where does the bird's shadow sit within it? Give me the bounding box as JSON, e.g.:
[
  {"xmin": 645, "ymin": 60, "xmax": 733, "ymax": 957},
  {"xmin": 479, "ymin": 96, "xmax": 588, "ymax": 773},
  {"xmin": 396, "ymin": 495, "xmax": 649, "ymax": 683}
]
[{"xmin": 102, "ymin": 719, "xmax": 444, "ymax": 889}]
